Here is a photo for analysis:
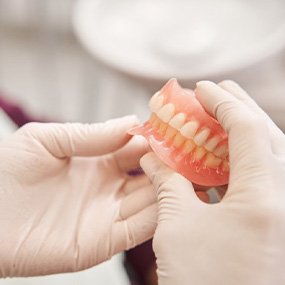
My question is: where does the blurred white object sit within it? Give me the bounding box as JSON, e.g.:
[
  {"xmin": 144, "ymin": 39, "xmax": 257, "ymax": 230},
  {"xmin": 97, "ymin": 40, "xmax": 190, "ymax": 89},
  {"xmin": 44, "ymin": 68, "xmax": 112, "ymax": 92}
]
[
  {"xmin": 73, "ymin": 0, "xmax": 285, "ymax": 80},
  {"xmin": 0, "ymin": 0, "xmax": 74, "ymax": 34}
]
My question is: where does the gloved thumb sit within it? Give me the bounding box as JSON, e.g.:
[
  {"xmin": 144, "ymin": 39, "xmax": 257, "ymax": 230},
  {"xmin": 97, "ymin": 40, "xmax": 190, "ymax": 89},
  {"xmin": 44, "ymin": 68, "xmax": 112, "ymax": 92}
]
[
  {"xmin": 140, "ymin": 152, "xmax": 200, "ymax": 212},
  {"xmin": 195, "ymin": 81, "xmax": 271, "ymax": 169},
  {"xmin": 17, "ymin": 116, "xmax": 139, "ymax": 158}
]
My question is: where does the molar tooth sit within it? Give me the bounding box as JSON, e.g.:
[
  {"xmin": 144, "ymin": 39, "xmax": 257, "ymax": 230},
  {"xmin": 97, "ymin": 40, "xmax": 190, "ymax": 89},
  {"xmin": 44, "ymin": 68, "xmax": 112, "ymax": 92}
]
[
  {"xmin": 213, "ymin": 145, "xmax": 228, "ymax": 158},
  {"xmin": 180, "ymin": 121, "xmax": 199, "ymax": 139},
  {"xmin": 173, "ymin": 133, "xmax": 186, "ymax": 148},
  {"xmin": 165, "ymin": 126, "xmax": 177, "ymax": 140},
  {"xmin": 169, "ymin": 113, "xmax": 186, "ymax": 129},
  {"xmin": 152, "ymin": 116, "xmax": 161, "ymax": 130},
  {"xmin": 149, "ymin": 113, "xmax": 157, "ymax": 124},
  {"xmin": 149, "ymin": 93, "xmax": 164, "ymax": 113},
  {"xmin": 158, "ymin": 122, "xmax": 168, "ymax": 136},
  {"xmin": 204, "ymin": 135, "xmax": 221, "ymax": 152},
  {"xmin": 193, "ymin": 128, "xmax": 210, "ymax": 146},
  {"xmin": 193, "ymin": 147, "xmax": 207, "ymax": 161},
  {"xmin": 222, "ymin": 160, "xmax": 230, "ymax": 172},
  {"xmin": 182, "ymin": 140, "xmax": 195, "ymax": 154},
  {"xmin": 204, "ymin": 153, "xmax": 222, "ymax": 169},
  {"xmin": 157, "ymin": 103, "xmax": 175, "ymax": 123}
]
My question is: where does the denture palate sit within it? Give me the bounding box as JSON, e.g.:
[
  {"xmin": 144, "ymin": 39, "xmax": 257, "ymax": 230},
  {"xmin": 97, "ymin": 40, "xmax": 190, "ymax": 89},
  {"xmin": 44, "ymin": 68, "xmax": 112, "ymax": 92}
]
[{"xmin": 148, "ymin": 92, "xmax": 229, "ymax": 170}]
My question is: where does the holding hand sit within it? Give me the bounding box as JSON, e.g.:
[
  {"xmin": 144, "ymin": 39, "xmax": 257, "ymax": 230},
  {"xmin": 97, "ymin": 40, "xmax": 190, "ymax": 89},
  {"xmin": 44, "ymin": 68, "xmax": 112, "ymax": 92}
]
[
  {"xmin": 0, "ymin": 116, "xmax": 157, "ymax": 277},
  {"xmin": 141, "ymin": 81, "xmax": 285, "ymax": 285}
]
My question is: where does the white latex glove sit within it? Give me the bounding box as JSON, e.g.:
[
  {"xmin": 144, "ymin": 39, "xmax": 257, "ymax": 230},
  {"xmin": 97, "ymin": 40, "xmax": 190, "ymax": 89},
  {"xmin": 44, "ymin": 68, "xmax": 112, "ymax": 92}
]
[
  {"xmin": 141, "ymin": 81, "xmax": 285, "ymax": 285},
  {"xmin": 0, "ymin": 116, "xmax": 157, "ymax": 277}
]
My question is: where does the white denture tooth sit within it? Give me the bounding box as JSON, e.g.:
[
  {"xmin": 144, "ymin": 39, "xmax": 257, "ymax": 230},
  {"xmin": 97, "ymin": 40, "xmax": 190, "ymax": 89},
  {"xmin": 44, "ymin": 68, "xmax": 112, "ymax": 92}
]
[
  {"xmin": 214, "ymin": 145, "xmax": 228, "ymax": 158},
  {"xmin": 182, "ymin": 140, "xmax": 195, "ymax": 154},
  {"xmin": 204, "ymin": 135, "xmax": 221, "ymax": 152},
  {"xmin": 222, "ymin": 160, "xmax": 230, "ymax": 172},
  {"xmin": 158, "ymin": 122, "xmax": 168, "ymax": 136},
  {"xmin": 193, "ymin": 128, "xmax": 210, "ymax": 146},
  {"xmin": 149, "ymin": 93, "xmax": 164, "ymax": 113},
  {"xmin": 165, "ymin": 126, "xmax": 177, "ymax": 140},
  {"xmin": 204, "ymin": 153, "xmax": 222, "ymax": 169},
  {"xmin": 169, "ymin": 113, "xmax": 186, "ymax": 129},
  {"xmin": 193, "ymin": 147, "xmax": 207, "ymax": 160},
  {"xmin": 173, "ymin": 133, "xmax": 186, "ymax": 148},
  {"xmin": 157, "ymin": 103, "xmax": 175, "ymax": 123},
  {"xmin": 180, "ymin": 121, "xmax": 200, "ymax": 139}
]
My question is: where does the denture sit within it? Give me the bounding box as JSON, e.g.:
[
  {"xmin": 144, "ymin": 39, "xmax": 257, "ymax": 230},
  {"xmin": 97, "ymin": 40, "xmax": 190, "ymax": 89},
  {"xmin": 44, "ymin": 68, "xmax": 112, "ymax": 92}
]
[{"xmin": 130, "ymin": 78, "xmax": 229, "ymax": 186}]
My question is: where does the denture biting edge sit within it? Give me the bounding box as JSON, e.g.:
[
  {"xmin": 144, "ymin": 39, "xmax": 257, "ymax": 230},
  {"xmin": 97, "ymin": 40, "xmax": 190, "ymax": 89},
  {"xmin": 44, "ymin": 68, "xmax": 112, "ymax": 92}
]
[{"xmin": 130, "ymin": 79, "xmax": 229, "ymax": 186}]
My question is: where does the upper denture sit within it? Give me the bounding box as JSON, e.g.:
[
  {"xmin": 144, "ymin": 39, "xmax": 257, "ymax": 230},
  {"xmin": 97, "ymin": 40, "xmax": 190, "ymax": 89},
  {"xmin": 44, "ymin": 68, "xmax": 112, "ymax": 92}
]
[{"xmin": 148, "ymin": 80, "xmax": 229, "ymax": 170}]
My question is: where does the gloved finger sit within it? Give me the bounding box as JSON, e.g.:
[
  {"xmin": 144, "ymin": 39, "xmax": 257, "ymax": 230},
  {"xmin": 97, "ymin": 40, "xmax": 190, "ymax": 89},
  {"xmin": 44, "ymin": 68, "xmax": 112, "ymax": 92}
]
[
  {"xmin": 140, "ymin": 152, "xmax": 201, "ymax": 207},
  {"xmin": 113, "ymin": 204, "xmax": 157, "ymax": 253},
  {"xmin": 195, "ymin": 81, "xmax": 271, "ymax": 172},
  {"xmin": 120, "ymin": 185, "xmax": 156, "ymax": 219},
  {"xmin": 113, "ymin": 136, "xmax": 150, "ymax": 172},
  {"xmin": 123, "ymin": 175, "xmax": 151, "ymax": 195},
  {"xmin": 218, "ymin": 80, "xmax": 285, "ymax": 155},
  {"xmin": 17, "ymin": 116, "xmax": 139, "ymax": 158}
]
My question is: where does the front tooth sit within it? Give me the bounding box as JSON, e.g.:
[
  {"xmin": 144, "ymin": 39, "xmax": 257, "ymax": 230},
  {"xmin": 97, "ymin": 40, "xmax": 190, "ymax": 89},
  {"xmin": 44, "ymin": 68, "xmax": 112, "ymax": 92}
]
[
  {"xmin": 204, "ymin": 135, "xmax": 221, "ymax": 152},
  {"xmin": 194, "ymin": 128, "xmax": 210, "ymax": 146},
  {"xmin": 149, "ymin": 93, "xmax": 164, "ymax": 113},
  {"xmin": 157, "ymin": 103, "xmax": 175, "ymax": 123},
  {"xmin": 173, "ymin": 133, "xmax": 186, "ymax": 148},
  {"xmin": 180, "ymin": 121, "xmax": 199, "ymax": 139},
  {"xmin": 204, "ymin": 153, "xmax": 222, "ymax": 169},
  {"xmin": 193, "ymin": 147, "xmax": 207, "ymax": 160},
  {"xmin": 214, "ymin": 145, "xmax": 228, "ymax": 158},
  {"xmin": 169, "ymin": 113, "xmax": 186, "ymax": 129},
  {"xmin": 182, "ymin": 140, "xmax": 195, "ymax": 154}
]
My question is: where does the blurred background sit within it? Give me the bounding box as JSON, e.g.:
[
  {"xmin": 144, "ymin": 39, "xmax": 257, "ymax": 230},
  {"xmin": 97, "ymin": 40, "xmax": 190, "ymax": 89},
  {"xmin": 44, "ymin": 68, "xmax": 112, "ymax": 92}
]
[
  {"xmin": 0, "ymin": 0, "xmax": 154, "ymax": 125},
  {"xmin": 0, "ymin": 0, "xmax": 285, "ymax": 284},
  {"xmin": 0, "ymin": 0, "xmax": 285, "ymax": 127}
]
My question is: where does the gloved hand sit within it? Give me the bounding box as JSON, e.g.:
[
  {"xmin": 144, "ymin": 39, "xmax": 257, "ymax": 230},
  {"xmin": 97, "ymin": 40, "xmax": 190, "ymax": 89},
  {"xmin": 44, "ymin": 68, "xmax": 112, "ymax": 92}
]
[
  {"xmin": 141, "ymin": 81, "xmax": 285, "ymax": 285},
  {"xmin": 0, "ymin": 116, "xmax": 157, "ymax": 277}
]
